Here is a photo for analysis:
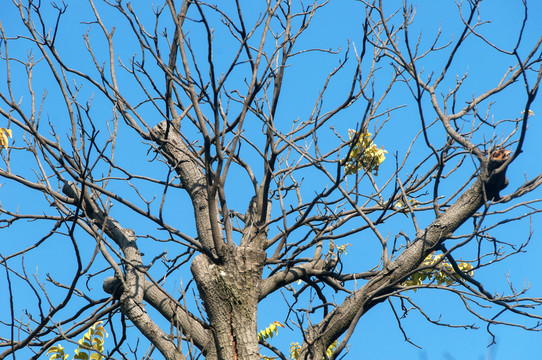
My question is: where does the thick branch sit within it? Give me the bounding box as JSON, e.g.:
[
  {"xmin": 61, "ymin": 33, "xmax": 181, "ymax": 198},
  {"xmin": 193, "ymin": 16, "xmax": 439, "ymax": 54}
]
[
  {"xmin": 299, "ymin": 151, "xmax": 511, "ymax": 358},
  {"xmin": 103, "ymin": 277, "xmax": 215, "ymax": 357},
  {"xmin": 62, "ymin": 182, "xmax": 185, "ymax": 360},
  {"xmin": 152, "ymin": 121, "xmax": 221, "ymax": 256}
]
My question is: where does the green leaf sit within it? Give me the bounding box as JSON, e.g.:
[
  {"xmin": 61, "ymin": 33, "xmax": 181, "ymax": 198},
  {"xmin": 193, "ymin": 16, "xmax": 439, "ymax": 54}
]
[{"xmin": 74, "ymin": 350, "xmax": 89, "ymax": 360}]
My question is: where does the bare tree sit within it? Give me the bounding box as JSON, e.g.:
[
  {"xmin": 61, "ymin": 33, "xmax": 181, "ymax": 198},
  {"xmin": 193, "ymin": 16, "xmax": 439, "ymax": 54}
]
[{"xmin": 1, "ymin": 0, "xmax": 541, "ymax": 359}]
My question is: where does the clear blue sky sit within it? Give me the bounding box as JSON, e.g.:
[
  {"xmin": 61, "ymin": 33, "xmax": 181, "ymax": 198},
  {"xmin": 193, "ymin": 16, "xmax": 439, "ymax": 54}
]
[{"xmin": 1, "ymin": 0, "xmax": 541, "ymax": 359}]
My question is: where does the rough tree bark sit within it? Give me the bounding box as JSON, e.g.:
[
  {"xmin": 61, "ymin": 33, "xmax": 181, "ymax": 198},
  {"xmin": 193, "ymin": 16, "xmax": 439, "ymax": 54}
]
[{"xmin": 192, "ymin": 246, "xmax": 266, "ymax": 360}]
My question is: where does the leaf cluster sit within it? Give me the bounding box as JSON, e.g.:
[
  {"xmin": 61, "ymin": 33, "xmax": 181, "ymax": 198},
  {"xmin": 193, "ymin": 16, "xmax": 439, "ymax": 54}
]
[
  {"xmin": 394, "ymin": 198, "xmax": 420, "ymax": 215},
  {"xmin": 47, "ymin": 322, "xmax": 108, "ymax": 360},
  {"xmin": 343, "ymin": 130, "xmax": 387, "ymax": 176},
  {"xmin": 258, "ymin": 321, "xmax": 285, "ymax": 342},
  {"xmin": 259, "ymin": 322, "xmax": 339, "ymax": 360},
  {"xmin": 402, "ymin": 254, "xmax": 474, "ymax": 290},
  {"xmin": 329, "ymin": 239, "xmax": 351, "ymax": 258}
]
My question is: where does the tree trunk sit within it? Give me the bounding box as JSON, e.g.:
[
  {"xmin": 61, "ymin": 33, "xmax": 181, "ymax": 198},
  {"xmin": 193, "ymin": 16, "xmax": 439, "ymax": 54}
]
[{"xmin": 191, "ymin": 245, "xmax": 266, "ymax": 360}]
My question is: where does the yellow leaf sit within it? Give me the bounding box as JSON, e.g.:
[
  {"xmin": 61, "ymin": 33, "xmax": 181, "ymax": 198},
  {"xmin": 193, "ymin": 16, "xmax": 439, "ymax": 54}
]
[
  {"xmin": 0, "ymin": 128, "xmax": 12, "ymax": 150},
  {"xmin": 90, "ymin": 353, "xmax": 103, "ymax": 360},
  {"xmin": 326, "ymin": 340, "xmax": 339, "ymax": 358},
  {"xmin": 258, "ymin": 321, "xmax": 284, "ymax": 341},
  {"xmin": 47, "ymin": 346, "xmax": 61, "ymax": 355},
  {"xmin": 289, "ymin": 342, "xmax": 301, "ymax": 360},
  {"xmin": 395, "ymin": 198, "xmax": 419, "ymax": 213},
  {"xmin": 402, "ymin": 253, "xmax": 475, "ymax": 290},
  {"xmin": 343, "ymin": 129, "xmax": 387, "ymax": 176}
]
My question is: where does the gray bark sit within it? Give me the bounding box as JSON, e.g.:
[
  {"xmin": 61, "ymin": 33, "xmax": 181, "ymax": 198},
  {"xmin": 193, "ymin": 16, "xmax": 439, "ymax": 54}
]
[{"xmin": 191, "ymin": 245, "xmax": 266, "ymax": 360}]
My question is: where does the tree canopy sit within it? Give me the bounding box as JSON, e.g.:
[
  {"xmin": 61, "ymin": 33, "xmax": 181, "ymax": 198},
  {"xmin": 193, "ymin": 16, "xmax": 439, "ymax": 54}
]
[{"xmin": 1, "ymin": 1, "xmax": 541, "ymax": 359}]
